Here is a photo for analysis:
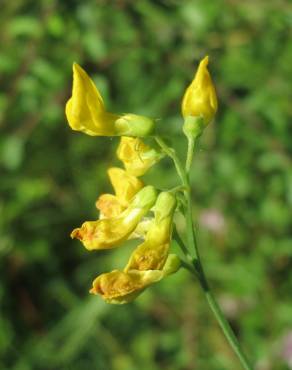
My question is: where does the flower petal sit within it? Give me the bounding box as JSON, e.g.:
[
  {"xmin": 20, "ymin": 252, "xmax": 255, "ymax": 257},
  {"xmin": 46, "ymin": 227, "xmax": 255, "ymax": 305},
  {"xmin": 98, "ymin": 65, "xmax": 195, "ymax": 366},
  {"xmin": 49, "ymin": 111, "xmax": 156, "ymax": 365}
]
[
  {"xmin": 96, "ymin": 168, "xmax": 143, "ymax": 218},
  {"xmin": 95, "ymin": 194, "xmax": 124, "ymax": 218},
  {"xmin": 71, "ymin": 186, "xmax": 157, "ymax": 250},
  {"xmin": 90, "ymin": 269, "xmax": 163, "ymax": 303},
  {"xmin": 125, "ymin": 192, "xmax": 177, "ymax": 271},
  {"xmin": 90, "ymin": 254, "xmax": 181, "ymax": 304},
  {"xmin": 117, "ymin": 137, "xmax": 162, "ymax": 177},
  {"xmin": 107, "ymin": 167, "xmax": 144, "ymax": 205},
  {"xmin": 65, "ymin": 63, "xmax": 119, "ymax": 136}
]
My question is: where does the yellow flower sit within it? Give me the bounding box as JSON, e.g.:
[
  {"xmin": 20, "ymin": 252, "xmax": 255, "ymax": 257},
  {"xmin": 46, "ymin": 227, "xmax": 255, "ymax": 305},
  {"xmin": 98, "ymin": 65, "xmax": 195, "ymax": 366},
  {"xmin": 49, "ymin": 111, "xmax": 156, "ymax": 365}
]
[
  {"xmin": 117, "ymin": 136, "xmax": 162, "ymax": 177},
  {"xmin": 71, "ymin": 185, "xmax": 157, "ymax": 250},
  {"xmin": 96, "ymin": 167, "xmax": 143, "ymax": 218},
  {"xmin": 65, "ymin": 63, "xmax": 155, "ymax": 137},
  {"xmin": 182, "ymin": 56, "xmax": 217, "ymax": 126},
  {"xmin": 125, "ymin": 192, "xmax": 177, "ymax": 271},
  {"xmin": 90, "ymin": 254, "xmax": 180, "ymax": 304},
  {"xmin": 90, "ymin": 192, "xmax": 180, "ymax": 304}
]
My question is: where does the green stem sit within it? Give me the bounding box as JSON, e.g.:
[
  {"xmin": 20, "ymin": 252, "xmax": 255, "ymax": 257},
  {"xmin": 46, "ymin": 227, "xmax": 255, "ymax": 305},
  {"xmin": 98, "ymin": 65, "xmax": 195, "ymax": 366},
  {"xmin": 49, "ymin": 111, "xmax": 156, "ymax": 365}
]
[
  {"xmin": 185, "ymin": 137, "xmax": 195, "ymax": 173},
  {"xmin": 185, "ymin": 225, "xmax": 253, "ymax": 369},
  {"xmin": 185, "ymin": 179, "xmax": 253, "ymax": 368},
  {"xmin": 157, "ymin": 134, "xmax": 253, "ymax": 370},
  {"xmin": 169, "ymin": 185, "xmax": 187, "ymax": 194},
  {"xmin": 181, "ymin": 259, "xmax": 253, "ymax": 369},
  {"xmin": 154, "ymin": 136, "xmax": 188, "ymax": 186},
  {"xmin": 180, "ymin": 259, "xmax": 197, "ymax": 276},
  {"xmin": 185, "ymin": 189, "xmax": 200, "ymax": 261},
  {"xmin": 173, "ymin": 226, "xmax": 193, "ymax": 263},
  {"xmin": 204, "ymin": 289, "xmax": 252, "ymax": 370}
]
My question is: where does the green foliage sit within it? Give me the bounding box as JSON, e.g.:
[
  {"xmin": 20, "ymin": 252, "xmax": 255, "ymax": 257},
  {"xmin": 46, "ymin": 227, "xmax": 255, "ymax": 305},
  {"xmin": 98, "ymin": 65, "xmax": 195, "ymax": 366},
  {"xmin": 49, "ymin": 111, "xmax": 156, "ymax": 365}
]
[{"xmin": 0, "ymin": 0, "xmax": 292, "ymax": 369}]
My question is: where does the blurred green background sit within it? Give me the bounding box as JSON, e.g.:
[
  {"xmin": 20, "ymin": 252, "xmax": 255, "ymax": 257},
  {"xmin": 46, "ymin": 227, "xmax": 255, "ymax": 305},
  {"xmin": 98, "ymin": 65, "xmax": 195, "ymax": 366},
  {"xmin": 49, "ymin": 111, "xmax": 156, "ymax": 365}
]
[{"xmin": 1, "ymin": 0, "xmax": 292, "ymax": 369}]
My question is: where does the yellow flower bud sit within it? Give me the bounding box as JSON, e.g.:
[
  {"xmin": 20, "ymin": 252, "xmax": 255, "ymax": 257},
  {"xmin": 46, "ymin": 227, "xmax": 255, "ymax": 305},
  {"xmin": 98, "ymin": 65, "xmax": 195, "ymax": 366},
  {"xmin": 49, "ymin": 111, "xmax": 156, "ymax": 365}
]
[
  {"xmin": 96, "ymin": 167, "xmax": 143, "ymax": 218},
  {"xmin": 125, "ymin": 192, "xmax": 177, "ymax": 271},
  {"xmin": 71, "ymin": 185, "xmax": 157, "ymax": 250},
  {"xmin": 65, "ymin": 64, "xmax": 155, "ymax": 137},
  {"xmin": 182, "ymin": 56, "xmax": 217, "ymax": 126},
  {"xmin": 116, "ymin": 137, "xmax": 163, "ymax": 177},
  {"xmin": 90, "ymin": 254, "xmax": 180, "ymax": 304}
]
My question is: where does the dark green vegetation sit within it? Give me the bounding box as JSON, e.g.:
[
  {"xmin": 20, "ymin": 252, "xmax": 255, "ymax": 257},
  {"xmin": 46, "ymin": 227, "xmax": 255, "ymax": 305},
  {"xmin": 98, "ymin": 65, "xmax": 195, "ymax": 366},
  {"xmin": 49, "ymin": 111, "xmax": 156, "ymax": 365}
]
[{"xmin": 1, "ymin": 1, "xmax": 292, "ymax": 369}]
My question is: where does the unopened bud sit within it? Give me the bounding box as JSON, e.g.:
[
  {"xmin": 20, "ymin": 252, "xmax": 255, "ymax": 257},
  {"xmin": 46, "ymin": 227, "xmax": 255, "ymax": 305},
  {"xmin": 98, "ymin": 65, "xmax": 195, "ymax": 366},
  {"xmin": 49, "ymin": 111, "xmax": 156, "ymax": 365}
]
[{"xmin": 181, "ymin": 56, "xmax": 217, "ymax": 127}]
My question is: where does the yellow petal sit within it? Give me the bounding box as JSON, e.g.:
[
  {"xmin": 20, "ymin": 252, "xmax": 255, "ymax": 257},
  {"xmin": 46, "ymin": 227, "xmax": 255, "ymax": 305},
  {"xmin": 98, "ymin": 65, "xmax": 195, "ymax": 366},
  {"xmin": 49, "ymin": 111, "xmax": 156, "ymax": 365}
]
[
  {"xmin": 95, "ymin": 194, "xmax": 125, "ymax": 218},
  {"xmin": 181, "ymin": 56, "xmax": 218, "ymax": 125},
  {"xmin": 95, "ymin": 168, "xmax": 143, "ymax": 218},
  {"xmin": 125, "ymin": 192, "xmax": 177, "ymax": 271},
  {"xmin": 128, "ymin": 218, "xmax": 153, "ymax": 240},
  {"xmin": 90, "ymin": 269, "xmax": 163, "ymax": 303},
  {"xmin": 65, "ymin": 63, "xmax": 119, "ymax": 136},
  {"xmin": 90, "ymin": 254, "xmax": 181, "ymax": 304},
  {"xmin": 124, "ymin": 223, "xmax": 170, "ymax": 271},
  {"xmin": 124, "ymin": 238, "xmax": 169, "ymax": 271},
  {"xmin": 107, "ymin": 167, "xmax": 144, "ymax": 204},
  {"xmin": 71, "ymin": 186, "xmax": 157, "ymax": 250},
  {"xmin": 117, "ymin": 137, "xmax": 162, "ymax": 176}
]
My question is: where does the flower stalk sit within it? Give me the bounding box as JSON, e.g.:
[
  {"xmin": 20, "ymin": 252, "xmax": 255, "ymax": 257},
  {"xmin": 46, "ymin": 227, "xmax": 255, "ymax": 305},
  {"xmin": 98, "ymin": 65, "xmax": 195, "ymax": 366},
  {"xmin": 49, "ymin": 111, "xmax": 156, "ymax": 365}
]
[{"xmin": 161, "ymin": 137, "xmax": 253, "ymax": 370}]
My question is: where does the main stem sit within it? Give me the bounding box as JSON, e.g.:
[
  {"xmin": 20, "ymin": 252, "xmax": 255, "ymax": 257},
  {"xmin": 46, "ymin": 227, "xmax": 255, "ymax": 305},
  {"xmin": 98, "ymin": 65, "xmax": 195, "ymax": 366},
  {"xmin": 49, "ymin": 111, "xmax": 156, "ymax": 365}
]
[
  {"xmin": 204, "ymin": 289, "xmax": 252, "ymax": 370},
  {"xmin": 185, "ymin": 153, "xmax": 253, "ymax": 370},
  {"xmin": 155, "ymin": 135, "xmax": 253, "ymax": 370}
]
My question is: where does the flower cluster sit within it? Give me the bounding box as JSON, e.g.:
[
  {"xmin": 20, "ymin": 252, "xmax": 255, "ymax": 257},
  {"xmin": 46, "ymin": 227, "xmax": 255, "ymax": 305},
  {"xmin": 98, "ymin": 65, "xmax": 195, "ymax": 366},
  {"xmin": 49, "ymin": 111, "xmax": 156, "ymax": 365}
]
[
  {"xmin": 64, "ymin": 54, "xmax": 253, "ymax": 370},
  {"xmin": 66, "ymin": 56, "xmax": 217, "ymax": 304}
]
